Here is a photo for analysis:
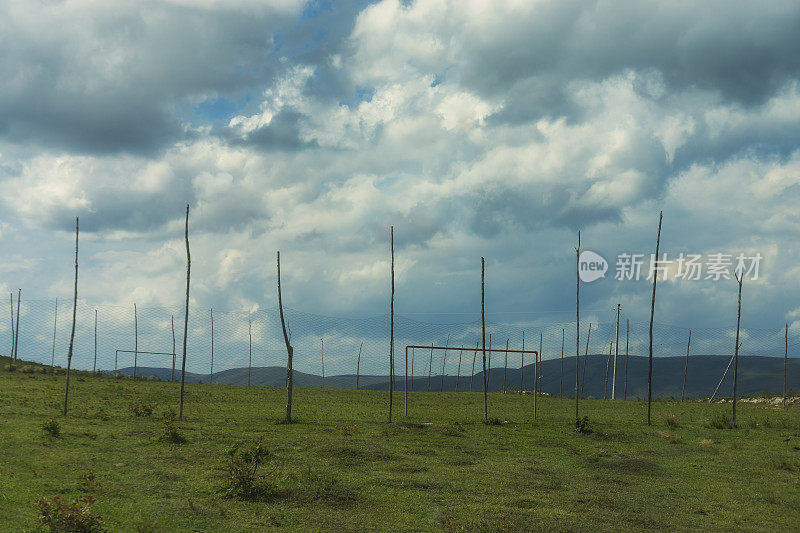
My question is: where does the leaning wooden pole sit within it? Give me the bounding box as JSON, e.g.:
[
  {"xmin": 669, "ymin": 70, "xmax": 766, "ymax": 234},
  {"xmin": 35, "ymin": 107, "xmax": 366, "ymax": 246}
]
[
  {"xmin": 9, "ymin": 292, "xmax": 15, "ymax": 360},
  {"xmin": 470, "ymin": 341, "xmax": 477, "ymax": 392},
  {"xmin": 481, "ymin": 257, "xmax": 488, "ymax": 422},
  {"xmin": 456, "ymin": 345, "xmax": 463, "ymax": 392},
  {"xmin": 647, "ymin": 211, "xmax": 662, "ymax": 426},
  {"xmin": 604, "ymin": 341, "xmax": 612, "ymax": 400},
  {"xmin": 93, "ymin": 309, "xmax": 97, "ymax": 373},
  {"xmin": 357, "ymin": 342, "xmax": 363, "ymax": 391},
  {"xmin": 171, "ymin": 315, "xmax": 176, "ymax": 382},
  {"xmin": 440, "ymin": 334, "xmax": 450, "ymax": 392},
  {"xmin": 581, "ymin": 323, "xmax": 592, "ymax": 397},
  {"xmin": 732, "ymin": 272, "xmax": 743, "ymax": 427},
  {"xmin": 612, "ymin": 303, "xmax": 621, "ymax": 399},
  {"xmin": 575, "ymin": 232, "xmax": 581, "ymax": 421},
  {"xmin": 681, "ymin": 330, "xmax": 692, "ymax": 401},
  {"xmin": 63, "ymin": 217, "xmax": 78, "ymax": 416},
  {"xmin": 389, "ymin": 225, "xmax": 395, "ymax": 422},
  {"xmin": 178, "ymin": 204, "xmax": 190, "ymax": 421},
  {"xmin": 277, "ymin": 251, "xmax": 294, "ymax": 423}
]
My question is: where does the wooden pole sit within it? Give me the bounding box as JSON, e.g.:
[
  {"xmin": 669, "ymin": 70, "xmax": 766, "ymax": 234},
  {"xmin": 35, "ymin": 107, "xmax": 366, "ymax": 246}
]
[
  {"xmin": 63, "ymin": 217, "xmax": 78, "ymax": 416},
  {"xmin": 647, "ymin": 211, "xmax": 662, "ymax": 426},
  {"xmin": 210, "ymin": 308, "xmax": 214, "ymax": 384},
  {"xmin": 277, "ymin": 251, "xmax": 294, "ymax": 423},
  {"xmin": 481, "ymin": 257, "xmax": 488, "ymax": 421},
  {"xmin": 9, "ymin": 292, "xmax": 14, "ymax": 360},
  {"xmin": 604, "ymin": 341, "xmax": 612, "ymax": 400},
  {"xmin": 357, "ymin": 342, "xmax": 363, "ymax": 390},
  {"xmin": 785, "ymin": 323, "xmax": 789, "ymax": 409},
  {"xmin": 503, "ymin": 338, "xmax": 509, "ymax": 393},
  {"xmin": 560, "ymin": 328, "xmax": 565, "ymax": 397},
  {"xmin": 612, "ymin": 303, "xmax": 621, "ymax": 399},
  {"xmin": 488, "ymin": 333, "xmax": 492, "ymax": 374},
  {"xmin": 13, "ymin": 288, "xmax": 21, "ymax": 362},
  {"xmin": 321, "ymin": 338, "xmax": 325, "ymax": 389},
  {"xmin": 520, "ymin": 330, "xmax": 525, "ymax": 394},
  {"xmin": 535, "ymin": 332, "xmax": 542, "ymax": 419},
  {"xmin": 133, "ymin": 303, "xmax": 138, "ymax": 378},
  {"xmin": 732, "ymin": 272, "xmax": 743, "ymax": 427},
  {"xmin": 624, "ymin": 319, "xmax": 629, "ymax": 400},
  {"xmin": 711, "ymin": 351, "xmax": 737, "ymax": 401},
  {"xmin": 581, "ymin": 323, "xmax": 592, "ymax": 397},
  {"xmin": 171, "ymin": 315, "xmax": 176, "ymax": 382},
  {"xmin": 389, "ymin": 225, "xmax": 394, "ymax": 422},
  {"xmin": 404, "ymin": 344, "xmax": 408, "ymax": 414},
  {"xmin": 456, "ymin": 345, "xmax": 463, "ymax": 392},
  {"xmin": 440, "ymin": 334, "xmax": 450, "ymax": 392},
  {"xmin": 411, "ymin": 347, "xmax": 415, "ymax": 391},
  {"xmin": 178, "ymin": 204, "xmax": 190, "ymax": 421},
  {"xmin": 51, "ymin": 298, "xmax": 58, "ymax": 368},
  {"xmin": 93, "ymin": 309, "xmax": 97, "ymax": 373},
  {"xmin": 575, "ymin": 232, "xmax": 580, "ymax": 421},
  {"xmin": 681, "ymin": 330, "xmax": 691, "ymax": 401}
]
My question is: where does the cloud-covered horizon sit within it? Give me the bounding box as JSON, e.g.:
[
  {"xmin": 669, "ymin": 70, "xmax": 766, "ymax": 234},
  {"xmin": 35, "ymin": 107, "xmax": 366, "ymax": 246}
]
[{"xmin": 2, "ymin": 0, "xmax": 800, "ymax": 336}]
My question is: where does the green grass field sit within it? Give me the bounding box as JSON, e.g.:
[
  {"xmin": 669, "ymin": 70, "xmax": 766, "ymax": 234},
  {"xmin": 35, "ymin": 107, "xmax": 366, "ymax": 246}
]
[{"xmin": 1, "ymin": 357, "xmax": 799, "ymax": 532}]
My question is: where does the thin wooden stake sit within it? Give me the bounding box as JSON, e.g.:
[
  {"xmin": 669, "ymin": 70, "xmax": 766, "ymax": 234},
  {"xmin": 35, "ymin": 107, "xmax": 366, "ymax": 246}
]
[
  {"xmin": 277, "ymin": 251, "xmax": 294, "ymax": 423},
  {"xmin": 581, "ymin": 323, "xmax": 592, "ymax": 397},
  {"xmin": 357, "ymin": 342, "xmax": 363, "ymax": 390},
  {"xmin": 612, "ymin": 303, "xmax": 621, "ymax": 399},
  {"xmin": 481, "ymin": 257, "xmax": 488, "ymax": 422},
  {"xmin": 62, "ymin": 217, "xmax": 78, "ymax": 416},
  {"xmin": 732, "ymin": 272, "xmax": 743, "ymax": 427},
  {"xmin": 560, "ymin": 328, "xmax": 565, "ymax": 397},
  {"xmin": 171, "ymin": 315, "xmax": 176, "ymax": 382},
  {"xmin": 178, "ymin": 204, "xmax": 190, "ymax": 421},
  {"xmin": 535, "ymin": 332, "xmax": 542, "ymax": 419},
  {"xmin": 321, "ymin": 338, "xmax": 325, "ymax": 389},
  {"xmin": 427, "ymin": 342, "xmax": 433, "ymax": 392},
  {"xmin": 470, "ymin": 341, "xmax": 477, "ymax": 392},
  {"xmin": 13, "ymin": 288, "xmax": 21, "ymax": 362},
  {"xmin": 647, "ymin": 211, "xmax": 662, "ymax": 426},
  {"xmin": 133, "ymin": 303, "xmax": 138, "ymax": 378},
  {"xmin": 9, "ymin": 292, "xmax": 15, "ymax": 360},
  {"xmin": 604, "ymin": 341, "xmax": 612, "ymax": 400},
  {"xmin": 681, "ymin": 330, "xmax": 691, "ymax": 401},
  {"xmin": 456, "ymin": 345, "xmax": 463, "ymax": 392},
  {"xmin": 503, "ymin": 338, "xmax": 509, "ymax": 393},
  {"xmin": 248, "ymin": 318, "xmax": 252, "ymax": 386},
  {"xmin": 575, "ymin": 232, "xmax": 580, "ymax": 421},
  {"xmin": 93, "ymin": 309, "xmax": 97, "ymax": 373},
  {"xmin": 520, "ymin": 330, "xmax": 525, "ymax": 394},
  {"xmin": 440, "ymin": 334, "xmax": 450, "ymax": 392},
  {"xmin": 784, "ymin": 323, "xmax": 788, "ymax": 409}
]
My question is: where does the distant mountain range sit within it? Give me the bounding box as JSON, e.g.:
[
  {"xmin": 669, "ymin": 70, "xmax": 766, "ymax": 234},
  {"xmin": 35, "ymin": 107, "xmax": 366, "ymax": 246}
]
[{"xmin": 117, "ymin": 354, "xmax": 798, "ymax": 398}]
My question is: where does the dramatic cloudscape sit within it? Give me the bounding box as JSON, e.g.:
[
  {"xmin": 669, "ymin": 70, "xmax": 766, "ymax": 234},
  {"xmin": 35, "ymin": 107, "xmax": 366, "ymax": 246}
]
[{"xmin": 2, "ymin": 0, "xmax": 800, "ymax": 370}]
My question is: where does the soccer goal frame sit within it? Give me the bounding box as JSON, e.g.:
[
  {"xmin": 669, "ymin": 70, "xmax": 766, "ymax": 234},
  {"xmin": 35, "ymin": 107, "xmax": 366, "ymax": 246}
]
[{"xmin": 115, "ymin": 349, "xmax": 176, "ymax": 381}]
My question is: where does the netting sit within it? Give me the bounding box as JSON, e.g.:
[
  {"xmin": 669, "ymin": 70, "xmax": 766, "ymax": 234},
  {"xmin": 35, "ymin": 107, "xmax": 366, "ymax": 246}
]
[{"xmin": 3, "ymin": 298, "xmax": 797, "ymax": 397}]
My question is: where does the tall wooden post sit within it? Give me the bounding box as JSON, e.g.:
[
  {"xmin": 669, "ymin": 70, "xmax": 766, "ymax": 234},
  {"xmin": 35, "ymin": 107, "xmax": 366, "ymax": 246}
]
[
  {"xmin": 560, "ymin": 328, "xmax": 565, "ymax": 397},
  {"xmin": 520, "ymin": 331, "xmax": 525, "ymax": 394},
  {"xmin": 357, "ymin": 342, "xmax": 363, "ymax": 390},
  {"xmin": 604, "ymin": 341, "xmax": 612, "ymax": 400},
  {"xmin": 9, "ymin": 292, "xmax": 14, "ymax": 360},
  {"xmin": 647, "ymin": 211, "xmax": 662, "ymax": 426},
  {"xmin": 785, "ymin": 323, "xmax": 789, "ymax": 409},
  {"xmin": 248, "ymin": 318, "xmax": 252, "ymax": 386},
  {"xmin": 133, "ymin": 303, "xmax": 138, "ymax": 378},
  {"xmin": 278, "ymin": 251, "xmax": 294, "ymax": 423},
  {"xmin": 681, "ymin": 330, "xmax": 691, "ymax": 401},
  {"xmin": 535, "ymin": 332, "xmax": 542, "ymax": 419},
  {"xmin": 93, "ymin": 309, "xmax": 97, "ymax": 373},
  {"xmin": 171, "ymin": 315, "xmax": 176, "ymax": 382},
  {"xmin": 575, "ymin": 232, "xmax": 581, "ymax": 421},
  {"xmin": 481, "ymin": 257, "xmax": 488, "ymax": 421},
  {"xmin": 13, "ymin": 289, "xmax": 21, "ymax": 362},
  {"xmin": 427, "ymin": 343, "xmax": 433, "ymax": 392},
  {"xmin": 178, "ymin": 204, "xmax": 190, "ymax": 421},
  {"xmin": 612, "ymin": 303, "xmax": 621, "ymax": 399},
  {"xmin": 732, "ymin": 272, "xmax": 743, "ymax": 427},
  {"xmin": 321, "ymin": 338, "xmax": 325, "ymax": 388},
  {"xmin": 63, "ymin": 218, "xmax": 78, "ymax": 416},
  {"xmin": 389, "ymin": 225, "xmax": 394, "ymax": 421}
]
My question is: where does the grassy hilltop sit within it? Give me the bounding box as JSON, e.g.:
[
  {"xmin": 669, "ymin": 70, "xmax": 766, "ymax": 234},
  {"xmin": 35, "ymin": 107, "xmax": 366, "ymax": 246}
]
[{"xmin": 1, "ymin": 357, "xmax": 799, "ymax": 532}]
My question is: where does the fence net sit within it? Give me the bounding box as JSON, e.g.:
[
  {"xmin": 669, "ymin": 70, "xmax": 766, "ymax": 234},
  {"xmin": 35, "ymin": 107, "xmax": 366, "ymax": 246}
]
[{"xmin": 3, "ymin": 298, "xmax": 798, "ymax": 398}]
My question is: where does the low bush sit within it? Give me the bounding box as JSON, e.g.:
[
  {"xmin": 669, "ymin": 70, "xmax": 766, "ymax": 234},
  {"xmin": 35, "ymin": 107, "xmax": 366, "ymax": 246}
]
[
  {"xmin": 575, "ymin": 416, "xmax": 592, "ymax": 434},
  {"xmin": 224, "ymin": 438, "xmax": 279, "ymax": 501},
  {"xmin": 707, "ymin": 413, "xmax": 734, "ymax": 429},
  {"xmin": 35, "ymin": 494, "xmax": 105, "ymax": 532},
  {"xmin": 42, "ymin": 418, "xmax": 61, "ymax": 438},
  {"xmin": 128, "ymin": 401, "xmax": 155, "ymax": 417}
]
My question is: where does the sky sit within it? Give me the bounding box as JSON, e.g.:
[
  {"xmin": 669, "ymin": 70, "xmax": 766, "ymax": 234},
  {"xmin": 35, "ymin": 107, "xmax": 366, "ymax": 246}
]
[{"xmin": 2, "ymin": 0, "xmax": 800, "ymax": 344}]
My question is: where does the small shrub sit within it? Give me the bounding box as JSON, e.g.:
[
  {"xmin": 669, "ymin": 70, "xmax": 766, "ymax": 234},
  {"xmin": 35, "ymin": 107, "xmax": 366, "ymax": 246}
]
[
  {"xmin": 35, "ymin": 494, "xmax": 105, "ymax": 532},
  {"xmin": 158, "ymin": 414, "xmax": 186, "ymax": 444},
  {"xmin": 575, "ymin": 416, "xmax": 592, "ymax": 434},
  {"xmin": 224, "ymin": 438, "xmax": 278, "ymax": 501},
  {"xmin": 42, "ymin": 418, "xmax": 61, "ymax": 438},
  {"xmin": 129, "ymin": 401, "xmax": 155, "ymax": 417},
  {"xmin": 484, "ymin": 417, "xmax": 503, "ymax": 426},
  {"xmin": 664, "ymin": 413, "xmax": 679, "ymax": 428},
  {"xmin": 708, "ymin": 413, "xmax": 734, "ymax": 429}
]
